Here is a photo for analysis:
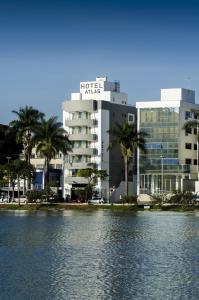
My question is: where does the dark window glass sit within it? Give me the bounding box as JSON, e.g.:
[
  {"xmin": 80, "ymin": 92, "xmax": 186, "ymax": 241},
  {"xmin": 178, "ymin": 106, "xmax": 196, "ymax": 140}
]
[
  {"xmin": 185, "ymin": 159, "xmax": 192, "ymax": 165},
  {"xmin": 194, "ymin": 144, "xmax": 197, "ymax": 150},
  {"xmin": 194, "ymin": 159, "xmax": 197, "ymax": 165},
  {"xmin": 185, "ymin": 128, "xmax": 192, "ymax": 135},
  {"xmin": 93, "ymin": 101, "xmax": 98, "ymax": 111},
  {"xmin": 185, "ymin": 111, "xmax": 192, "ymax": 120},
  {"xmin": 185, "ymin": 143, "xmax": 192, "ymax": 149}
]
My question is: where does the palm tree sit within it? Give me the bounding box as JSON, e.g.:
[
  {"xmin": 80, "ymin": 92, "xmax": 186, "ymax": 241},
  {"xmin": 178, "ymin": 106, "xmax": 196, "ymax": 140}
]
[
  {"xmin": 183, "ymin": 109, "xmax": 199, "ymax": 179},
  {"xmin": 31, "ymin": 116, "xmax": 72, "ymax": 191},
  {"xmin": 9, "ymin": 106, "xmax": 44, "ymax": 164},
  {"xmin": 108, "ymin": 122, "xmax": 147, "ymax": 197}
]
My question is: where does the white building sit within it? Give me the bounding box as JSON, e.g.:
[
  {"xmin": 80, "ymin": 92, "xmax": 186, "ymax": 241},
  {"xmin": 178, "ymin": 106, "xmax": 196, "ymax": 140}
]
[
  {"xmin": 62, "ymin": 76, "xmax": 136, "ymax": 201},
  {"xmin": 136, "ymin": 88, "xmax": 199, "ymax": 195}
]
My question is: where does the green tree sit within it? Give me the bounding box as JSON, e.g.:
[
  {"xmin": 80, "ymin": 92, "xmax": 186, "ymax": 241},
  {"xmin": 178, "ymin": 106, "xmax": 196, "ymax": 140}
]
[
  {"xmin": 31, "ymin": 116, "xmax": 72, "ymax": 192},
  {"xmin": 77, "ymin": 168, "xmax": 108, "ymax": 200},
  {"xmin": 0, "ymin": 124, "xmax": 22, "ymax": 164},
  {"xmin": 108, "ymin": 122, "xmax": 147, "ymax": 197},
  {"xmin": 0, "ymin": 165, "xmax": 7, "ymax": 186},
  {"xmin": 6, "ymin": 159, "xmax": 34, "ymax": 205},
  {"xmin": 9, "ymin": 106, "xmax": 44, "ymax": 164}
]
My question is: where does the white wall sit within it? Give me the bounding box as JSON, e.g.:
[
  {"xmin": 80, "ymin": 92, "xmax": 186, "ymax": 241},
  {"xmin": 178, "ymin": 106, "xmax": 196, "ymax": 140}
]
[
  {"xmin": 97, "ymin": 109, "xmax": 109, "ymax": 193},
  {"xmin": 161, "ymin": 88, "xmax": 195, "ymax": 103}
]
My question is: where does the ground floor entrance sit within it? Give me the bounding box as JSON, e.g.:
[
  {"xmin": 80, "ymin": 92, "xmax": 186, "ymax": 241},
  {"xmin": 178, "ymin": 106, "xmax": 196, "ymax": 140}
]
[{"xmin": 139, "ymin": 174, "xmax": 185, "ymax": 194}]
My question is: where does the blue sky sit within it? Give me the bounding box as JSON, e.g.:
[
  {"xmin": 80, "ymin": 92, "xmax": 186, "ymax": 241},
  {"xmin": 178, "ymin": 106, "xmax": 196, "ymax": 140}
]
[{"xmin": 0, "ymin": 0, "xmax": 199, "ymax": 124}]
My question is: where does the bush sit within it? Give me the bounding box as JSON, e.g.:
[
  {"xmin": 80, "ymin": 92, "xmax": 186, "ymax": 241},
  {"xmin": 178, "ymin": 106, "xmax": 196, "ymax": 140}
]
[
  {"xmin": 169, "ymin": 191, "xmax": 193, "ymax": 205},
  {"xmin": 26, "ymin": 190, "xmax": 43, "ymax": 203},
  {"xmin": 121, "ymin": 195, "xmax": 137, "ymax": 204}
]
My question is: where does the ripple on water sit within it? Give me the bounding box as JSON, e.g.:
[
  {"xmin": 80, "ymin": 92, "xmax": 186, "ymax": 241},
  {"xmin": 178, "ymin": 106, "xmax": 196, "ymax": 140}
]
[{"xmin": 0, "ymin": 211, "xmax": 199, "ymax": 299}]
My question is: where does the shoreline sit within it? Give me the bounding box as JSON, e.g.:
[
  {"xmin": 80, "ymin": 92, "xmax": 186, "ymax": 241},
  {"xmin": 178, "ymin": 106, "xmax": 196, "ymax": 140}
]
[{"xmin": 0, "ymin": 203, "xmax": 199, "ymax": 212}]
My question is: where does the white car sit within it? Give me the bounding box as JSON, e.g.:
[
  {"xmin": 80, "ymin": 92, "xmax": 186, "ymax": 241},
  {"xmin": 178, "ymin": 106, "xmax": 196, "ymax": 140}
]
[{"xmin": 88, "ymin": 197, "xmax": 105, "ymax": 204}]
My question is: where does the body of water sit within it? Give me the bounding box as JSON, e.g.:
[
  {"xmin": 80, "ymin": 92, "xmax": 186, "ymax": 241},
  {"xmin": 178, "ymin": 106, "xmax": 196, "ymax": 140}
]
[{"xmin": 0, "ymin": 210, "xmax": 199, "ymax": 299}]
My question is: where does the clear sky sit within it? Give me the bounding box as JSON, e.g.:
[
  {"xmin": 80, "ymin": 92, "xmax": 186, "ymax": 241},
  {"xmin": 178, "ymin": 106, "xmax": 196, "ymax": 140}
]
[{"xmin": 1, "ymin": 0, "xmax": 199, "ymax": 124}]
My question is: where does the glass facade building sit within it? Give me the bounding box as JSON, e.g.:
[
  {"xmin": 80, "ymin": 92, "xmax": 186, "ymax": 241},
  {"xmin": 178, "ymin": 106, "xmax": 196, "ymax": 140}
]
[
  {"xmin": 137, "ymin": 88, "xmax": 198, "ymax": 195},
  {"xmin": 139, "ymin": 107, "xmax": 189, "ymax": 193}
]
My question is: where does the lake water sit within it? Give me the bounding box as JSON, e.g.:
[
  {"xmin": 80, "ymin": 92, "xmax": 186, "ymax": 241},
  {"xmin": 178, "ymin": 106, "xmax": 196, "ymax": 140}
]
[{"xmin": 0, "ymin": 210, "xmax": 199, "ymax": 300}]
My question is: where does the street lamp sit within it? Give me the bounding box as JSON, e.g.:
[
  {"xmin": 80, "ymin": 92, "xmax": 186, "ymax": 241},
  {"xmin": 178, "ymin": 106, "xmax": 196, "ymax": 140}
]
[
  {"xmin": 6, "ymin": 156, "xmax": 11, "ymax": 202},
  {"xmin": 160, "ymin": 155, "xmax": 165, "ymax": 193}
]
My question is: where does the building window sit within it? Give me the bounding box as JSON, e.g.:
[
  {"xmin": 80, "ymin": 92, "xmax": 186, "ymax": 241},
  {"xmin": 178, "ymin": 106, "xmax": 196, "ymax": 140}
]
[
  {"xmin": 185, "ymin": 159, "xmax": 192, "ymax": 165},
  {"xmin": 194, "ymin": 159, "xmax": 197, "ymax": 165},
  {"xmin": 185, "ymin": 128, "xmax": 192, "ymax": 135},
  {"xmin": 93, "ymin": 101, "xmax": 98, "ymax": 111},
  {"xmin": 185, "ymin": 143, "xmax": 192, "ymax": 149},
  {"xmin": 194, "ymin": 144, "xmax": 197, "ymax": 150},
  {"xmin": 56, "ymin": 164, "xmax": 62, "ymax": 169},
  {"xmin": 194, "ymin": 128, "xmax": 197, "ymax": 135},
  {"xmin": 128, "ymin": 113, "xmax": 135, "ymax": 124},
  {"xmin": 185, "ymin": 111, "xmax": 192, "ymax": 120},
  {"xmin": 93, "ymin": 148, "xmax": 98, "ymax": 155}
]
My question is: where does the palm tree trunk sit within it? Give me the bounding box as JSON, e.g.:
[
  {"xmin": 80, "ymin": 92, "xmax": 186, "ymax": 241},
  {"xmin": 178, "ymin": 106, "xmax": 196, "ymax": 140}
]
[
  {"xmin": 124, "ymin": 155, "xmax": 129, "ymax": 198},
  {"xmin": 17, "ymin": 175, "xmax": 20, "ymax": 207},
  {"xmin": 26, "ymin": 152, "xmax": 31, "ymax": 191},
  {"xmin": 44, "ymin": 159, "xmax": 50, "ymax": 188}
]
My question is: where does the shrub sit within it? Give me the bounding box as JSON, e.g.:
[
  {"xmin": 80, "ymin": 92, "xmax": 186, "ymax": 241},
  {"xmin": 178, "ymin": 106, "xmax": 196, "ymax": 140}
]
[
  {"xmin": 121, "ymin": 195, "xmax": 137, "ymax": 204},
  {"xmin": 26, "ymin": 190, "xmax": 43, "ymax": 203}
]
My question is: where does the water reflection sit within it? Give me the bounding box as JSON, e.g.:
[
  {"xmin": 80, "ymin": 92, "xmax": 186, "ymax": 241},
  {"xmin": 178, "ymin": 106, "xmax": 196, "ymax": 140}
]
[{"xmin": 0, "ymin": 211, "xmax": 199, "ymax": 299}]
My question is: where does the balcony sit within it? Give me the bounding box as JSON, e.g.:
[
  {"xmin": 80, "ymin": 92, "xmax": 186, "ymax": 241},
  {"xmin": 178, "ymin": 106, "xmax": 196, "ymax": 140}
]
[
  {"xmin": 69, "ymin": 133, "xmax": 97, "ymax": 141},
  {"xmin": 71, "ymin": 148, "xmax": 96, "ymax": 156},
  {"xmin": 65, "ymin": 176, "xmax": 88, "ymax": 185},
  {"xmin": 65, "ymin": 162, "xmax": 96, "ymax": 169},
  {"xmin": 65, "ymin": 119, "xmax": 97, "ymax": 127},
  {"xmin": 140, "ymin": 164, "xmax": 190, "ymax": 174}
]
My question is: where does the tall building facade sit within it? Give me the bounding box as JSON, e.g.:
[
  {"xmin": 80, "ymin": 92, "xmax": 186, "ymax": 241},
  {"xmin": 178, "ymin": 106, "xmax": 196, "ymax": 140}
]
[
  {"xmin": 136, "ymin": 88, "xmax": 199, "ymax": 195},
  {"xmin": 62, "ymin": 76, "xmax": 136, "ymax": 201}
]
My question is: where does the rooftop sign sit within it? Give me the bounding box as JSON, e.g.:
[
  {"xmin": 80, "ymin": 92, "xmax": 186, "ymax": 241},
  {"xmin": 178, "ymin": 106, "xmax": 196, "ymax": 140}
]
[{"xmin": 80, "ymin": 81, "xmax": 104, "ymax": 95}]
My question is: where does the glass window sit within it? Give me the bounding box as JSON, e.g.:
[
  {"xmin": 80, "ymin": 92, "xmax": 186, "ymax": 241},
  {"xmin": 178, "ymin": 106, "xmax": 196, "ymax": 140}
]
[
  {"xmin": 185, "ymin": 128, "xmax": 192, "ymax": 135},
  {"xmin": 194, "ymin": 144, "xmax": 197, "ymax": 150},
  {"xmin": 185, "ymin": 143, "xmax": 192, "ymax": 149},
  {"xmin": 185, "ymin": 159, "xmax": 192, "ymax": 165},
  {"xmin": 128, "ymin": 113, "xmax": 135, "ymax": 124},
  {"xmin": 56, "ymin": 164, "xmax": 62, "ymax": 169},
  {"xmin": 139, "ymin": 107, "xmax": 179, "ymax": 174},
  {"xmin": 194, "ymin": 159, "xmax": 197, "ymax": 165},
  {"xmin": 185, "ymin": 111, "xmax": 192, "ymax": 120}
]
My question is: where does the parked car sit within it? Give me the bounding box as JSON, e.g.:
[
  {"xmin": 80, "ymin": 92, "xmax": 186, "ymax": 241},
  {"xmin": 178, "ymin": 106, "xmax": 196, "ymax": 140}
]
[
  {"xmin": 193, "ymin": 194, "xmax": 199, "ymax": 202},
  {"xmin": 88, "ymin": 196, "xmax": 105, "ymax": 204},
  {"xmin": 0, "ymin": 196, "xmax": 9, "ymax": 203},
  {"xmin": 13, "ymin": 197, "xmax": 27, "ymax": 203}
]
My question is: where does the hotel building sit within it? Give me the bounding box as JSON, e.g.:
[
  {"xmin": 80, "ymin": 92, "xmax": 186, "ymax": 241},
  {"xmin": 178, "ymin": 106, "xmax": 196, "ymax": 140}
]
[
  {"xmin": 136, "ymin": 88, "xmax": 199, "ymax": 195},
  {"xmin": 62, "ymin": 76, "xmax": 136, "ymax": 201}
]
